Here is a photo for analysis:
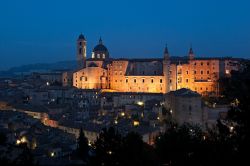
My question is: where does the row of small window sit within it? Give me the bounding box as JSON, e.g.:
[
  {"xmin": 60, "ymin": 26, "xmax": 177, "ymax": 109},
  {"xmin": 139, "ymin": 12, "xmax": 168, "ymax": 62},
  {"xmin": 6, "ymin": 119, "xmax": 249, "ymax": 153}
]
[
  {"xmin": 195, "ymin": 87, "xmax": 210, "ymax": 91},
  {"xmin": 194, "ymin": 70, "xmax": 210, "ymax": 74},
  {"xmin": 175, "ymin": 70, "xmax": 210, "ymax": 75},
  {"xmin": 123, "ymin": 78, "xmax": 163, "ymax": 83},
  {"xmin": 194, "ymin": 62, "xmax": 215, "ymax": 66},
  {"xmin": 92, "ymin": 53, "xmax": 106, "ymax": 59},
  {"xmin": 128, "ymin": 87, "xmax": 163, "ymax": 91},
  {"xmin": 177, "ymin": 78, "xmax": 189, "ymax": 83}
]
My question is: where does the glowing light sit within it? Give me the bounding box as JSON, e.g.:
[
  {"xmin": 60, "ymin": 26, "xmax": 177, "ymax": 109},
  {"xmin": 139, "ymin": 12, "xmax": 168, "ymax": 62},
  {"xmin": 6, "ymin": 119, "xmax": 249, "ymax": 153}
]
[
  {"xmin": 157, "ymin": 117, "xmax": 160, "ymax": 120},
  {"xmin": 230, "ymin": 126, "xmax": 234, "ymax": 132},
  {"xmin": 170, "ymin": 109, "xmax": 173, "ymax": 114},
  {"xmin": 50, "ymin": 152, "xmax": 55, "ymax": 157},
  {"xmin": 121, "ymin": 112, "xmax": 125, "ymax": 116},
  {"xmin": 16, "ymin": 139, "xmax": 21, "ymax": 145},
  {"xmin": 21, "ymin": 136, "xmax": 27, "ymax": 143},
  {"xmin": 114, "ymin": 120, "xmax": 118, "ymax": 124},
  {"xmin": 133, "ymin": 121, "xmax": 140, "ymax": 126},
  {"xmin": 137, "ymin": 101, "xmax": 144, "ymax": 106},
  {"xmin": 46, "ymin": 82, "xmax": 50, "ymax": 86},
  {"xmin": 107, "ymin": 150, "xmax": 112, "ymax": 155},
  {"xmin": 225, "ymin": 69, "xmax": 230, "ymax": 74}
]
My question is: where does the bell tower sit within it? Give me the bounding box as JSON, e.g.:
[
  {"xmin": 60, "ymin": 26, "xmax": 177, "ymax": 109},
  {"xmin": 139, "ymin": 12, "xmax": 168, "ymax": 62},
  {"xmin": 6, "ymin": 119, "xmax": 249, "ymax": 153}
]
[
  {"xmin": 77, "ymin": 33, "xmax": 87, "ymax": 69},
  {"xmin": 163, "ymin": 44, "xmax": 170, "ymax": 93},
  {"xmin": 188, "ymin": 45, "xmax": 195, "ymax": 60}
]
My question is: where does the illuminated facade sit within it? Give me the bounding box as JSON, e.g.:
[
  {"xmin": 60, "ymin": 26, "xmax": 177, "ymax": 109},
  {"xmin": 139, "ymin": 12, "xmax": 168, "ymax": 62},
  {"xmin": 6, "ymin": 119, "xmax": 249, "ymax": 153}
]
[{"xmin": 72, "ymin": 34, "xmax": 239, "ymax": 96}]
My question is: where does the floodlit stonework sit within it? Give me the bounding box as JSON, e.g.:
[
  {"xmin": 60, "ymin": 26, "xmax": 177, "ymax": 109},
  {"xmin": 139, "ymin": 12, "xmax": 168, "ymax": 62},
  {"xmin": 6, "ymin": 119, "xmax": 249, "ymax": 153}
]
[{"xmin": 71, "ymin": 34, "xmax": 240, "ymax": 96}]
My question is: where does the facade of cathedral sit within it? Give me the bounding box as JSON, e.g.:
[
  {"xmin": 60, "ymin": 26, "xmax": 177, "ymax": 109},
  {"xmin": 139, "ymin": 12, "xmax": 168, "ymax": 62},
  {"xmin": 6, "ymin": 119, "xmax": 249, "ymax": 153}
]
[{"xmin": 72, "ymin": 34, "xmax": 239, "ymax": 96}]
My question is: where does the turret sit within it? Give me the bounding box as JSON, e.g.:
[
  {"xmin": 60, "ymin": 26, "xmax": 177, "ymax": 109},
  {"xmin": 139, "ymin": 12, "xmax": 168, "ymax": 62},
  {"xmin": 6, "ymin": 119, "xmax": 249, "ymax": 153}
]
[
  {"xmin": 188, "ymin": 45, "xmax": 194, "ymax": 60},
  {"xmin": 77, "ymin": 33, "xmax": 87, "ymax": 69}
]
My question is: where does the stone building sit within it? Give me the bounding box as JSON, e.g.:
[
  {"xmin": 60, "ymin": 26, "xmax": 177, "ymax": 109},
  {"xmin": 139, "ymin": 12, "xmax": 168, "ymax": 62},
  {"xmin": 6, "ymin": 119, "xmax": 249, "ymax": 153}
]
[
  {"xmin": 72, "ymin": 34, "xmax": 240, "ymax": 96},
  {"xmin": 164, "ymin": 88, "xmax": 204, "ymax": 126}
]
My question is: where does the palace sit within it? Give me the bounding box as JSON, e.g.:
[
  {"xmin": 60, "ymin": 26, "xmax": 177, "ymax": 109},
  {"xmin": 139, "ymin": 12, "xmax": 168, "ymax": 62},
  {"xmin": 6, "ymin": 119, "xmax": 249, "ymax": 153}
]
[{"xmin": 71, "ymin": 34, "xmax": 240, "ymax": 96}]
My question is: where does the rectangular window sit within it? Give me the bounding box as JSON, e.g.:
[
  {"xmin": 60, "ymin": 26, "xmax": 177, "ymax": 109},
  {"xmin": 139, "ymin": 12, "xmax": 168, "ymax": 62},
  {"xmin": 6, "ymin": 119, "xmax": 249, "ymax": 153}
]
[
  {"xmin": 142, "ymin": 79, "xmax": 145, "ymax": 83},
  {"xmin": 126, "ymin": 79, "xmax": 128, "ymax": 83},
  {"xmin": 201, "ymin": 71, "xmax": 203, "ymax": 74},
  {"xmin": 160, "ymin": 79, "xmax": 162, "ymax": 83},
  {"xmin": 186, "ymin": 79, "xmax": 188, "ymax": 83},
  {"xmin": 201, "ymin": 62, "xmax": 203, "ymax": 66},
  {"xmin": 85, "ymin": 77, "xmax": 87, "ymax": 81},
  {"xmin": 186, "ymin": 71, "xmax": 188, "ymax": 74},
  {"xmin": 207, "ymin": 70, "xmax": 209, "ymax": 74},
  {"xmin": 170, "ymin": 79, "xmax": 172, "ymax": 83},
  {"xmin": 134, "ymin": 79, "xmax": 136, "ymax": 83},
  {"xmin": 151, "ymin": 79, "xmax": 154, "ymax": 83},
  {"xmin": 194, "ymin": 71, "xmax": 196, "ymax": 74}
]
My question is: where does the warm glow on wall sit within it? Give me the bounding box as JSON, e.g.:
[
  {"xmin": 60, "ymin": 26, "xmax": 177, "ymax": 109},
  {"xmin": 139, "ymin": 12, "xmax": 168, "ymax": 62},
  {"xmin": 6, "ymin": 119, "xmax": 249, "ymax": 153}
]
[
  {"xmin": 133, "ymin": 120, "xmax": 140, "ymax": 126},
  {"xmin": 137, "ymin": 101, "xmax": 144, "ymax": 106}
]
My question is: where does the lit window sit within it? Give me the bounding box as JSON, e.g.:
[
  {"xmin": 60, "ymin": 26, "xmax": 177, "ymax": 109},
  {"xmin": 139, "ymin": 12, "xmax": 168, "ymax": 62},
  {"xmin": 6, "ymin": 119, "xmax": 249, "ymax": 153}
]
[
  {"xmin": 103, "ymin": 54, "xmax": 105, "ymax": 58},
  {"xmin": 97, "ymin": 54, "xmax": 100, "ymax": 58}
]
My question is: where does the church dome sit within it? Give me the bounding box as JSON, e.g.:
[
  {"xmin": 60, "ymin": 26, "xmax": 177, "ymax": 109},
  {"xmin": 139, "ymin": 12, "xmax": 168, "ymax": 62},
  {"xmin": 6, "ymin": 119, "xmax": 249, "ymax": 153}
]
[
  {"xmin": 92, "ymin": 37, "xmax": 109, "ymax": 59},
  {"xmin": 93, "ymin": 44, "xmax": 108, "ymax": 52}
]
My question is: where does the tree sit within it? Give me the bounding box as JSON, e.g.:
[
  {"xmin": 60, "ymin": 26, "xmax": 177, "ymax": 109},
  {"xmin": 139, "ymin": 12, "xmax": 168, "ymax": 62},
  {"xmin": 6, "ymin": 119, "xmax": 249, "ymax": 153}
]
[
  {"xmin": 219, "ymin": 60, "xmax": 250, "ymax": 164},
  {"xmin": 120, "ymin": 132, "xmax": 159, "ymax": 166},
  {"xmin": 77, "ymin": 128, "xmax": 89, "ymax": 160},
  {"xmin": 155, "ymin": 123, "xmax": 205, "ymax": 166},
  {"xmin": 90, "ymin": 127, "xmax": 122, "ymax": 166}
]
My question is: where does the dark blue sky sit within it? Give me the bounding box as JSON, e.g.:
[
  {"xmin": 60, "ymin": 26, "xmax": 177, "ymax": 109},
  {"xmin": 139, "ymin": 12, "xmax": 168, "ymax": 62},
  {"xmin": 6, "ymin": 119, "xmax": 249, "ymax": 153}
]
[{"xmin": 0, "ymin": 0, "xmax": 249, "ymax": 70}]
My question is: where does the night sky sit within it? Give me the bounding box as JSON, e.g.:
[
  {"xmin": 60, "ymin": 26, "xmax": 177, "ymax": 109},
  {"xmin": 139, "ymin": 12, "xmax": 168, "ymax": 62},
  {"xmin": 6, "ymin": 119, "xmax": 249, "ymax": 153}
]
[{"xmin": 0, "ymin": 0, "xmax": 250, "ymax": 70}]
